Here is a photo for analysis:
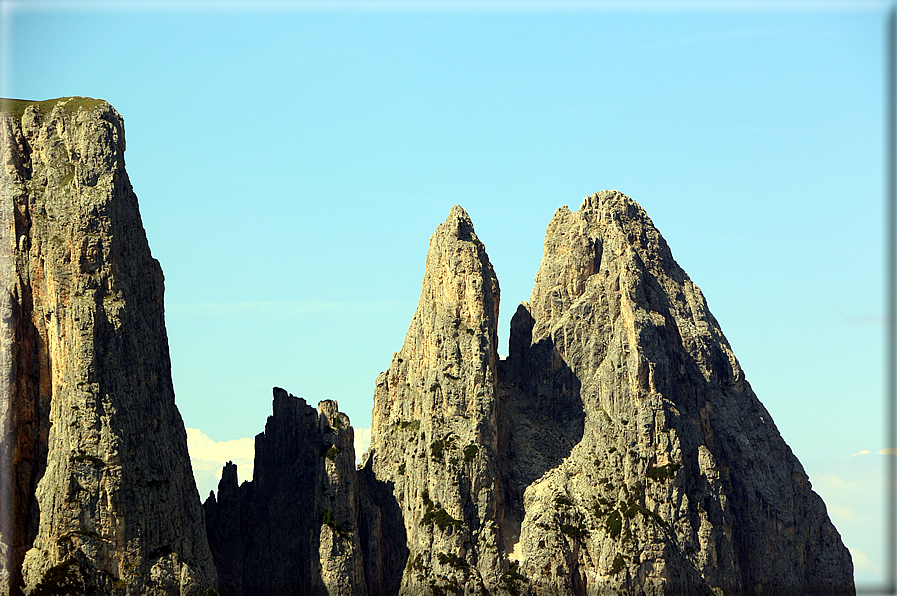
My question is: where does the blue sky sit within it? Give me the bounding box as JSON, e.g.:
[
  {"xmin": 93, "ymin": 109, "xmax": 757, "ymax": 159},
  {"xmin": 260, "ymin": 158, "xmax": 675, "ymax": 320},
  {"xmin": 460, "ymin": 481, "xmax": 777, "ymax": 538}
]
[{"xmin": 3, "ymin": 0, "xmax": 891, "ymax": 589}]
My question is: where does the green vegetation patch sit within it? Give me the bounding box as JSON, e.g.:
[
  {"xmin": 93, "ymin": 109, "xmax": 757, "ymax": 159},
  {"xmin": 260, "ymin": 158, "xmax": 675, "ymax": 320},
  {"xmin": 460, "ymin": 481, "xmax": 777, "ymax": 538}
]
[
  {"xmin": 646, "ymin": 463, "xmax": 681, "ymax": 482},
  {"xmin": 499, "ymin": 563, "xmax": 527, "ymax": 596},
  {"xmin": 610, "ymin": 553, "xmax": 626, "ymax": 575},
  {"xmin": 321, "ymin": 508, "xmax": 348, "ymax": 537},
  {"xmin": 430, "ymin": 434, "xmax": 455, "ymax": 462},
  {"xmin": 420, "ymin": 490, "xmax": 462, "ymax": 531},
  {"xmin": 0, "ymin": 97, "xmax": 105, "ymax": 119},
  {"xmin": 324, "ymin": 445, "xmax": 342, "ymax": 460},
  {"xmin": 605, "ymin": 510, "xmax": 622, "ymax": 539},
  {"xmin": 560, "ymin": 522, "xmax": 589, "ymax": 542},
  {"xmin": 436, "ymin": 552, "xmax": 468, "ymax": 571},
  {"xmin": 463, "ymin": 443, "xmax": 479, "ymax": 462},
  {"xmin": 399, "ymin": 419, "xmax": 421, "ymax": 432},
  {"xmin": 554, "ymin": 494, "xmax": 573, "ymax": 507}
]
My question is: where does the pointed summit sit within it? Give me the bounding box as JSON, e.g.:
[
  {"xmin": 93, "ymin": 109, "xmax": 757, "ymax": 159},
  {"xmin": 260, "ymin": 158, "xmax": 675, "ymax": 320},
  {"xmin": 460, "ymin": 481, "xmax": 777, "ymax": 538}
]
[
  {"xmin": 367, "ymin": 206, "xmax": 505, "ymax": 594},
  {"xmin": 501, "ymin": 190, "xmax": 853, "ymax": 594}
]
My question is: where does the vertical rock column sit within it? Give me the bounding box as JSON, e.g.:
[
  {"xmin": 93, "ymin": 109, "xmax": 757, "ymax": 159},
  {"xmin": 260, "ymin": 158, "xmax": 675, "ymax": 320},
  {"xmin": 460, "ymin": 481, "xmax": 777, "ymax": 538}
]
[
  {"xmin": 0, "ymin": 98, "xmax": 217, "ymax": 596},
  {"xmin": 366, "ymin": 206, "xmax": 505, "ymax": 595},
  {"xmin": 203, "ymin": 388, "xmax": 367, "ymax": 596}
]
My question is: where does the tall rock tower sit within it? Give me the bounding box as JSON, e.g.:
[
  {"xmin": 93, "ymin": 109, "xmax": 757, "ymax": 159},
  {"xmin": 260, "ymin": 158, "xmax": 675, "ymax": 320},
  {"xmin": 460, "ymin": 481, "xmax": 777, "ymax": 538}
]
[
  {"xmin": 365, "ymin": 206, "xmax": 508, "ymax": 594},
  {"xmin": 203, "ymin": 388, "xmax": 367, "ymax": 596},
  {"xmin": 364, "ymin": 194, "xmax": 854, "ymax": 595},
  {"xmin": 0, "ymin": 98, "xmax": 216, "ymax": 595}
]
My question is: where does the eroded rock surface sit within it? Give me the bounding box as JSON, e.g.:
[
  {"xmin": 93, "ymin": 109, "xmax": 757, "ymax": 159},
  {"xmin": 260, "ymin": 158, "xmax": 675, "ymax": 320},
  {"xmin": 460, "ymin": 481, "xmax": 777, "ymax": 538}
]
[
  {"xmin": 361, "ymin": 193, "xmax": 854, "ymax": 595},
  {"xmin": 500, "ymin": 191, "xmax": 853, "ymax": 594},
  {"xmin": 4, "ymin": 96, "xmax": 852, "ymax": 595},
  {"xmin": 365, "ymin": 206, "xmax": 506, "ymax": 595},
  {"xmin": 0, "ymin": 98, "xmax": 216, "ymax": 595},
  {"xmin": 203, "ymin": 388, "xmax": 366, "ymax": 596}
]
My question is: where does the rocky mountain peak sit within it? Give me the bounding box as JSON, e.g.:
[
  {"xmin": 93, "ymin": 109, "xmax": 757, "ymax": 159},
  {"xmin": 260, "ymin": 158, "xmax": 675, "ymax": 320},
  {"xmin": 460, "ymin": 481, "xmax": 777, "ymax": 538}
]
[
  {"xmin": 1, "ymin": 97, "xmax": 216, "ymax": 595},
  {"xmin": 3, "ymin": 97, "xmax": 855, "ymax": 595}
]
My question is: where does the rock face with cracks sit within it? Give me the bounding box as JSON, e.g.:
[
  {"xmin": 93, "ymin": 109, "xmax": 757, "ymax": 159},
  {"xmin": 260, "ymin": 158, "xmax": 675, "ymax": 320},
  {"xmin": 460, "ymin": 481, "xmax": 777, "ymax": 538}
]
[
  {"xmin": 2, "ymin": 97, "xmax": 854, "ymax": 595},
  {"xmin": 496, "ymin": 191, "xmax": 854, "ymax": 595},
  {"xmin": 203, "ymin": 194, "xmax": 854, "ymax": 595},
  {"xmin": 203, "ymin": 389, "xmax": 366, "ymax": 596},
  {"xmin": 0, "ymin": 98, "xmax": 216, "ymax": 595},
  {"xmin": 366, "ymin": 206, "xmax": 505, "ymax": 595}
]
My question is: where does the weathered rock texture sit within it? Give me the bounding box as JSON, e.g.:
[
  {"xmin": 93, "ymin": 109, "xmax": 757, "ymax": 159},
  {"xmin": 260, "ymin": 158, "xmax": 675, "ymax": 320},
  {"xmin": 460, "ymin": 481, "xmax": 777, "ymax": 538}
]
[
  {"xmin": 3, "ymin": 98, "xmax": 849, "ymax": 595},
  {"xmin": 205, "ymin": 195, "xmax": 854, "ymax": 595},
  {"xmin": 0, "ymin": 98, "xmax": 216, "ymax": 595},
  {"xmin": 495, "ymin": 191, "xmax": 854, "ymax": 595},
  {"xmin": 366, "ymin": 206, "xmax": 506, "ymax": 595},
  {"xmin": 203, "ymin": 388, "xmax": 366, "ymax": 596}
]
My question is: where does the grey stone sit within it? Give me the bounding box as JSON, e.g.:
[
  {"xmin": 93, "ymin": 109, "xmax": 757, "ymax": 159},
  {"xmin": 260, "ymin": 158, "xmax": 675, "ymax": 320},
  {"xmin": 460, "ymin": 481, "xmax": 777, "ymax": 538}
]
[{"xmin": 0, "ymin": 97, "xmax": 216, "ymax": 596}]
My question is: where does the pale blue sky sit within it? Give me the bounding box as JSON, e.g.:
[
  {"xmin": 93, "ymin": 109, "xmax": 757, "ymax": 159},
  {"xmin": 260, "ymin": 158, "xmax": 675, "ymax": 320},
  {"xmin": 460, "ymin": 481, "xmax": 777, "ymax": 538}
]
[{"xmin": 3, "ymin": 0, "xmax": 891, "ymax": 588}]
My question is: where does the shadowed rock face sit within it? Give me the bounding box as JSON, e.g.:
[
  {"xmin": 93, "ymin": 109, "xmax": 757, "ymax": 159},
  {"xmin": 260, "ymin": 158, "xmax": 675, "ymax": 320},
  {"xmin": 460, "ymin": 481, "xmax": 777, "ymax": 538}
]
[
  {"xmin": 0, "ymin": 98, "xmax": 216, "ymax": 595},
  {"xmin": 203, "ymin": 389, "xmax": 367, "ymax": 596},
  {"xmin": 12, "ymin": 98, "xmax": 851, "ymax": 595}
]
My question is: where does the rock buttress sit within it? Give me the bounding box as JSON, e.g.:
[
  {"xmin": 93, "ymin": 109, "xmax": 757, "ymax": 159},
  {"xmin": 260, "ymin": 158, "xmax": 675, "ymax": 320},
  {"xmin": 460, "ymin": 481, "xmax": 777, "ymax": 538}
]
[
  {"xmin": 0, "ymin": 98, "xmax": 216, "ymax": 595},
  {"xmin": 365, "ymin": 206, "xmax": 507, "ymax": 595},
  {"xmin": 203, "ymin": 388, "xmax": 367, "ymax": 596},
  {"xmin": 500, "ymin": 190, "xmax": 854, "ymax": 595}
]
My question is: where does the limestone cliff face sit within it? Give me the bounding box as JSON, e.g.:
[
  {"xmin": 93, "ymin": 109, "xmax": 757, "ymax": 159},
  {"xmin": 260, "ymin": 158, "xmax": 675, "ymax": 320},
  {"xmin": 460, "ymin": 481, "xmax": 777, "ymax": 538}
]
[
  {"xmin": 9, "ymin": 96, "xmax": 851, "ymax": 595},
  {"xmin": 499, "ymin": 190, "xmax": 853, "ymax": 594},
  {"xmin": 365, "ymin": 206, "xmax": 506, "ymax": 595},
  {"xmin": 0, "ymin": 98, "xmax": 216, "ymax": 595},
  {"xmin": 203, "ymin": 388, "xmax": 366, "ymax": 596},
  {"xmin": 359, "ymin": 193, "xmax": 853, "ymax": 595}
]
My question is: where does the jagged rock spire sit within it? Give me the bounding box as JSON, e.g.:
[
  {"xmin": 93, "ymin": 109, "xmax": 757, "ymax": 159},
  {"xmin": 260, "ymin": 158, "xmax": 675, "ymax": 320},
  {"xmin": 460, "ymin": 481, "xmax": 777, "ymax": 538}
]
[
  {"xmin": 501, "ymin": 190, "xmax": 853, "ymax": 594},
  {"xmin": 366, "ymin": 205, "xmax": 506, "ymax": 594}
]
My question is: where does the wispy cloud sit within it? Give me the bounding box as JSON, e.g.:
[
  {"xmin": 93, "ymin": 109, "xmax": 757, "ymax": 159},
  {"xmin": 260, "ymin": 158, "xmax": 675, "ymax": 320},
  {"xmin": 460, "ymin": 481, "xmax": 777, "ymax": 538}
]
[
  {"xmin": 849, "ymin": 548, "xmax": 880, "ymax": 576},
  {"xmin": 167, "ymin": 300, "xmax": 412, "ymax": 316},
  {"xmin": 355, "ymin": 426, "xmax": 371, "ymax": 464},
  {"xmin": 186, "ymin": 428, "xmax": 254, "ymax": 499},
  {"xmin": 805, "ymin": 451, "xmax": 888, "ymax": 584},
  {"xmin": 879, "ymin": 448, "xmax": 897, "ymax": 455}
]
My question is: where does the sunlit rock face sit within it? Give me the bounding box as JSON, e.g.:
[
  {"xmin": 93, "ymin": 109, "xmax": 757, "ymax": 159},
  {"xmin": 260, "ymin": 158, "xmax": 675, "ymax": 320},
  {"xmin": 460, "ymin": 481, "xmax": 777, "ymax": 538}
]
[
  {"xmin": 206, "ymin": 193, "xmax": 854, "ymax": 595},
  {"xmin": 365, "ymin": 205, "xmax": 506, "ymax": 595},
  {"xmin": 495, "ymin": 190, "xmax": 854, "ymax": 595},
  {"xmin": 0, "ymin": 98, "xmax": 216, "ymax": 596},
  {"xmin": 8, "ymin": 96, "xmax": 851, "ymax": 595}
]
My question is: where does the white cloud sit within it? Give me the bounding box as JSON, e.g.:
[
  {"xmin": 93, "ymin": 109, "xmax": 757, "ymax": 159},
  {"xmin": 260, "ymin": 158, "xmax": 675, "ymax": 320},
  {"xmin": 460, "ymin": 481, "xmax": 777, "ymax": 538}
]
[
  {"xmin": 878, "ymin": 448, "xmax": 896, "ymax": 455},
  {"xmin": 186, "ymin": 428, "xmax": 254, "ymax": 499},
  {"xmin": 849, "ymin": 449, "xmax": 870, "ymax": 457},
  {"xmin": 804, "ymin": 454, "xmax": 886, "ymax": 585},
  {"xmin": 355, "ymin": 426, "xmax": 371, "ymax": 464},
  {"xmin": 848, "ymin": 548, "xmax": 880, "ymax": 578}
]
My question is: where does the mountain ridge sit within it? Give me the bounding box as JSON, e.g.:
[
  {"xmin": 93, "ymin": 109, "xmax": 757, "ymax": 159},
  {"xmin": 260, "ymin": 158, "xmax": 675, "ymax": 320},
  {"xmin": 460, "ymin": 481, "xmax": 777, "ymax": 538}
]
[{"xmin": 2, "ymin": 97, "xmax": 855, "ymax": 595}]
